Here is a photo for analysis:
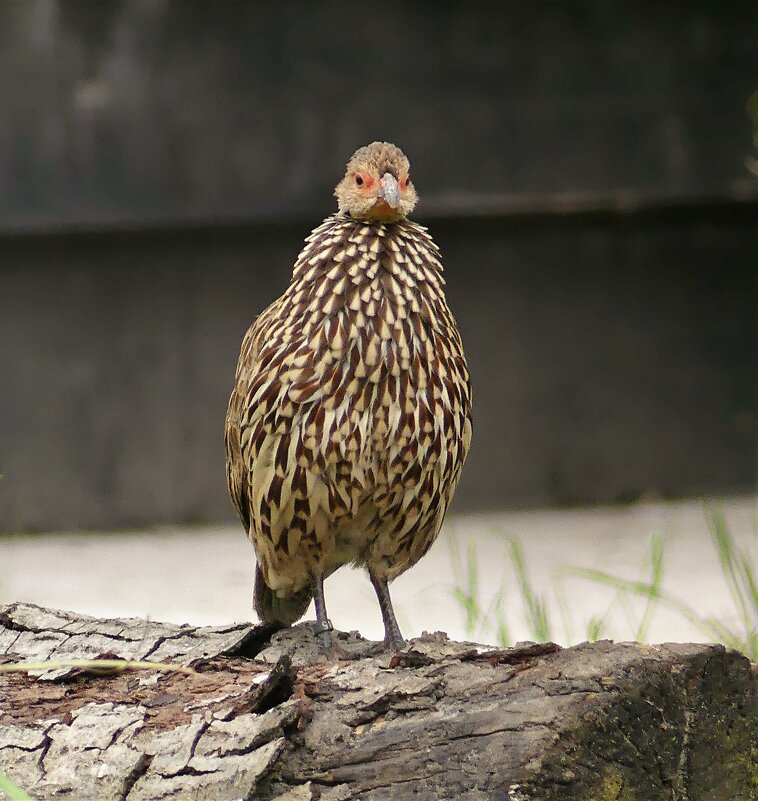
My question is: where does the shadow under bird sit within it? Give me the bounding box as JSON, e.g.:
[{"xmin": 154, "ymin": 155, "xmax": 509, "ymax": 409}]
[{"xmin": 225, "ymin": 142, "xmax": 472, "ymax": 649}]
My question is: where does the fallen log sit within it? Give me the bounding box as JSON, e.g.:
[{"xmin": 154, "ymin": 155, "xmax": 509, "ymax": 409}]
[{"xmin": 0, "ymin": 602, "xmax": 755, "ymax": 800}]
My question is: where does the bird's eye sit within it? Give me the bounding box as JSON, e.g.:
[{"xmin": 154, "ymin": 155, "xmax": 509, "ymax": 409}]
[{"xmin": 355, "ymin": 175, "xmax": 364, "ymax": 186}]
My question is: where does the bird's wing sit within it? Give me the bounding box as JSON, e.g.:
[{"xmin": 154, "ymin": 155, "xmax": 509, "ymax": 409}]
[{"xmin": 224, "ymin": 299, "xmax": 283, "ymax": 532}]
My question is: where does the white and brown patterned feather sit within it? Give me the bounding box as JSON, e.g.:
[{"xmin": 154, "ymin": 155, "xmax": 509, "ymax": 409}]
[{"xmin": 225, "ymin": 212, "xmax": 472, "ymax": 613}]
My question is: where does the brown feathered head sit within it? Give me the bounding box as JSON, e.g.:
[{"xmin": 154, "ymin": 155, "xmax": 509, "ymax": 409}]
[{"xmin": 334, "ymin": 141, "xmax": 418, "ymax": 223}]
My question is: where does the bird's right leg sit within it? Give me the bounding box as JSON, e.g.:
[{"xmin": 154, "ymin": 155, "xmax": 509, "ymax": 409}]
[
  {"xmin": 369, "ymin": 570, "xmax": 405, "ymax": 650},
  {"xmin": 310, "ymin": 572, "xmax": 333, "ymax": 648}
]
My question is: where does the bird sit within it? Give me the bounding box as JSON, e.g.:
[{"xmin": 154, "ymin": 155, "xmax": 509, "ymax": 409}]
[{"xmin": 225, "ymin": 141, "xmax": 472, "ymax": 649}]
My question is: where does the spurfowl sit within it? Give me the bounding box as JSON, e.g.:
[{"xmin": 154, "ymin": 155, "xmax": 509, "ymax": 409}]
[{"xmin": 225, "ymin": 142, "xmax": 472, "ymax": 648}]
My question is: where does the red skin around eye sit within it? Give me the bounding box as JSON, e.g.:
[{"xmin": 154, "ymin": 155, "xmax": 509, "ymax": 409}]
[
  {"xmin": 361, "ymin": 175, "xmax": 375, "ymax": 189},
  {"xmin": 399, "ymin": 176, "xmax": 408, "ymax": 190}
]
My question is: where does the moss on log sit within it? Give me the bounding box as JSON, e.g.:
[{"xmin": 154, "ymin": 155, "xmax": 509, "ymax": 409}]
[{"xmin": 0, "ymin": 602, "xmax": 755, "ymax": 800}]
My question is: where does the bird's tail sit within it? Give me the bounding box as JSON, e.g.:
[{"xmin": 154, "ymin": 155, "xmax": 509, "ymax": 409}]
[{"xmin": 253, "ymin": 564, "xmax": 312, "ymax": 626}]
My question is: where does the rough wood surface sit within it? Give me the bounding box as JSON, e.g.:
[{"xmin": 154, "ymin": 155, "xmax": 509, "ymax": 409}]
[{"xmin": 0, "ymin": 603, "xmax": 755, "ymax": 801}]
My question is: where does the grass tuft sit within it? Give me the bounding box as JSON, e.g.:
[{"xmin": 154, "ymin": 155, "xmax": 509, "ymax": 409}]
[
  {"xmin": 509, "ymin": 538, "xmax": 551, "ymax": 642},
  {"xmin": 450, "ymin": 533, "xmax": 552, "ymax": 645},
  {"xmin": 450, "ymin": 504, "xmax": 757, "ymax": 659}
]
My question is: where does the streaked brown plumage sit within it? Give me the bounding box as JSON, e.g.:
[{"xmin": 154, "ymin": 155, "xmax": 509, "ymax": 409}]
[{"xmin": 225, "ymin": 142, "xmax": 472, "ymax": 648}]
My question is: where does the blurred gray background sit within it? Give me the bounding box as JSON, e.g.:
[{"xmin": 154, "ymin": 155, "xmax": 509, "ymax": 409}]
[{"xmin": 1, "ymin": 1, "xmax": 756, "ymax": 532}]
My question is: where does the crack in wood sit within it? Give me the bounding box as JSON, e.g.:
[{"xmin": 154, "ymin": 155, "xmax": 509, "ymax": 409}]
[
  {"xmin": 119, "ymin": 753, "xmax": 153, "ymax": 801},
  {"xmin": 36, "ymin": 731, "xmax": 53, "ymax": 780}
]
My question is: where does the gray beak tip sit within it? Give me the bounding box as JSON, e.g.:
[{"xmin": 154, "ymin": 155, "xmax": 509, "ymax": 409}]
[{"xmin": 380, "ymin": 173, "xmax": 400, "ymax": 209}]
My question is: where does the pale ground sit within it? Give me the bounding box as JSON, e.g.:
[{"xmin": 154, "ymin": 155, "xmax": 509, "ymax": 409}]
[{"xmin": 1, "ymin": 496, "xmax": 755, "ymax": 647}]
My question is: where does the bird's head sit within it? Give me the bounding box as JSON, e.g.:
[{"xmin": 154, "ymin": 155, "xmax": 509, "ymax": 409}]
[{"xmin": 334, "ymin": 141, "xmax": 418, "ymax": 223}]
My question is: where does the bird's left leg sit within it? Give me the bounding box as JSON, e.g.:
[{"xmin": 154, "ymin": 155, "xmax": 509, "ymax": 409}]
[
  {"xmin": 368, "ymin": 570, "xmax": 405, "ymax": 650},
  {"xmin": 310, "ymin": 572, "xmax": 333, "ymax": 648}
]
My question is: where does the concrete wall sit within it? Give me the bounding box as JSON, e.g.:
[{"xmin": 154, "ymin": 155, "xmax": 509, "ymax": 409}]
[
  {"xmin": 2, "ymin": 2, "xmax": 756, "ymax": 230},
  {"xmin": 3, "ymin": 206, "xmax": 755, "ymax": 530},
  {"xmin": 0, "ymin": 2, "xmax": 756, "ymax": 530}
]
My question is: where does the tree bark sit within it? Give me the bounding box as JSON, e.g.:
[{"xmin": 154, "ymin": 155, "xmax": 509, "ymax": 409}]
[{"xmin": 0, "ymin": 602, "xmax": 755, "ymax": 801}]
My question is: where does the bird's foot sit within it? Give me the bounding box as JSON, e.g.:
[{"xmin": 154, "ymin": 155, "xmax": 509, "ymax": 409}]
[{"xmin": 383, "ymin": 633, "xmax": 406, "ymax": 652}]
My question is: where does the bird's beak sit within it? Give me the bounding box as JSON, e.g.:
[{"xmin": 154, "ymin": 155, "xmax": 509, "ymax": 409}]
[{"xmin": 379, "ymin": 173, "xmax": 400, "ymax": 209}]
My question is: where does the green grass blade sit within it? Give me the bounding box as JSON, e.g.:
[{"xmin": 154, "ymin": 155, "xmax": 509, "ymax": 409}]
[
  {"xmin": 738, "ymin": 552, "xmax": 758, "ymax": 616},
  {"xmin": 707, "ymin": 506, "xmax": 750, "ymax": 624},
  {"xmin": 634, "ymin": 533, "xmax": 665, "ymax": 642},
  {"xmin": 563, "ymin": 567, "xmax": 660, "ymax": 598},
  {"xmin": 449, "ymin": 538, "xmax": 483, "ymax": 638},
  {"xmin": 479, "ymin": 582, "xmax": 509, "ymax": 645},
  {"xmin": 0, "ymin": 771, "xmax": 37, "ymax": 801},
  {"xmin": 510, "ymin": 538, "xmax": 551, "ymax": 642},
  {"xmin": 585, "ymin": 615, "xmax": 606, "ymax": 642},
  {"xmin": 494, "ymin": 606, "xmax": 512, "ymax": 649}
]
